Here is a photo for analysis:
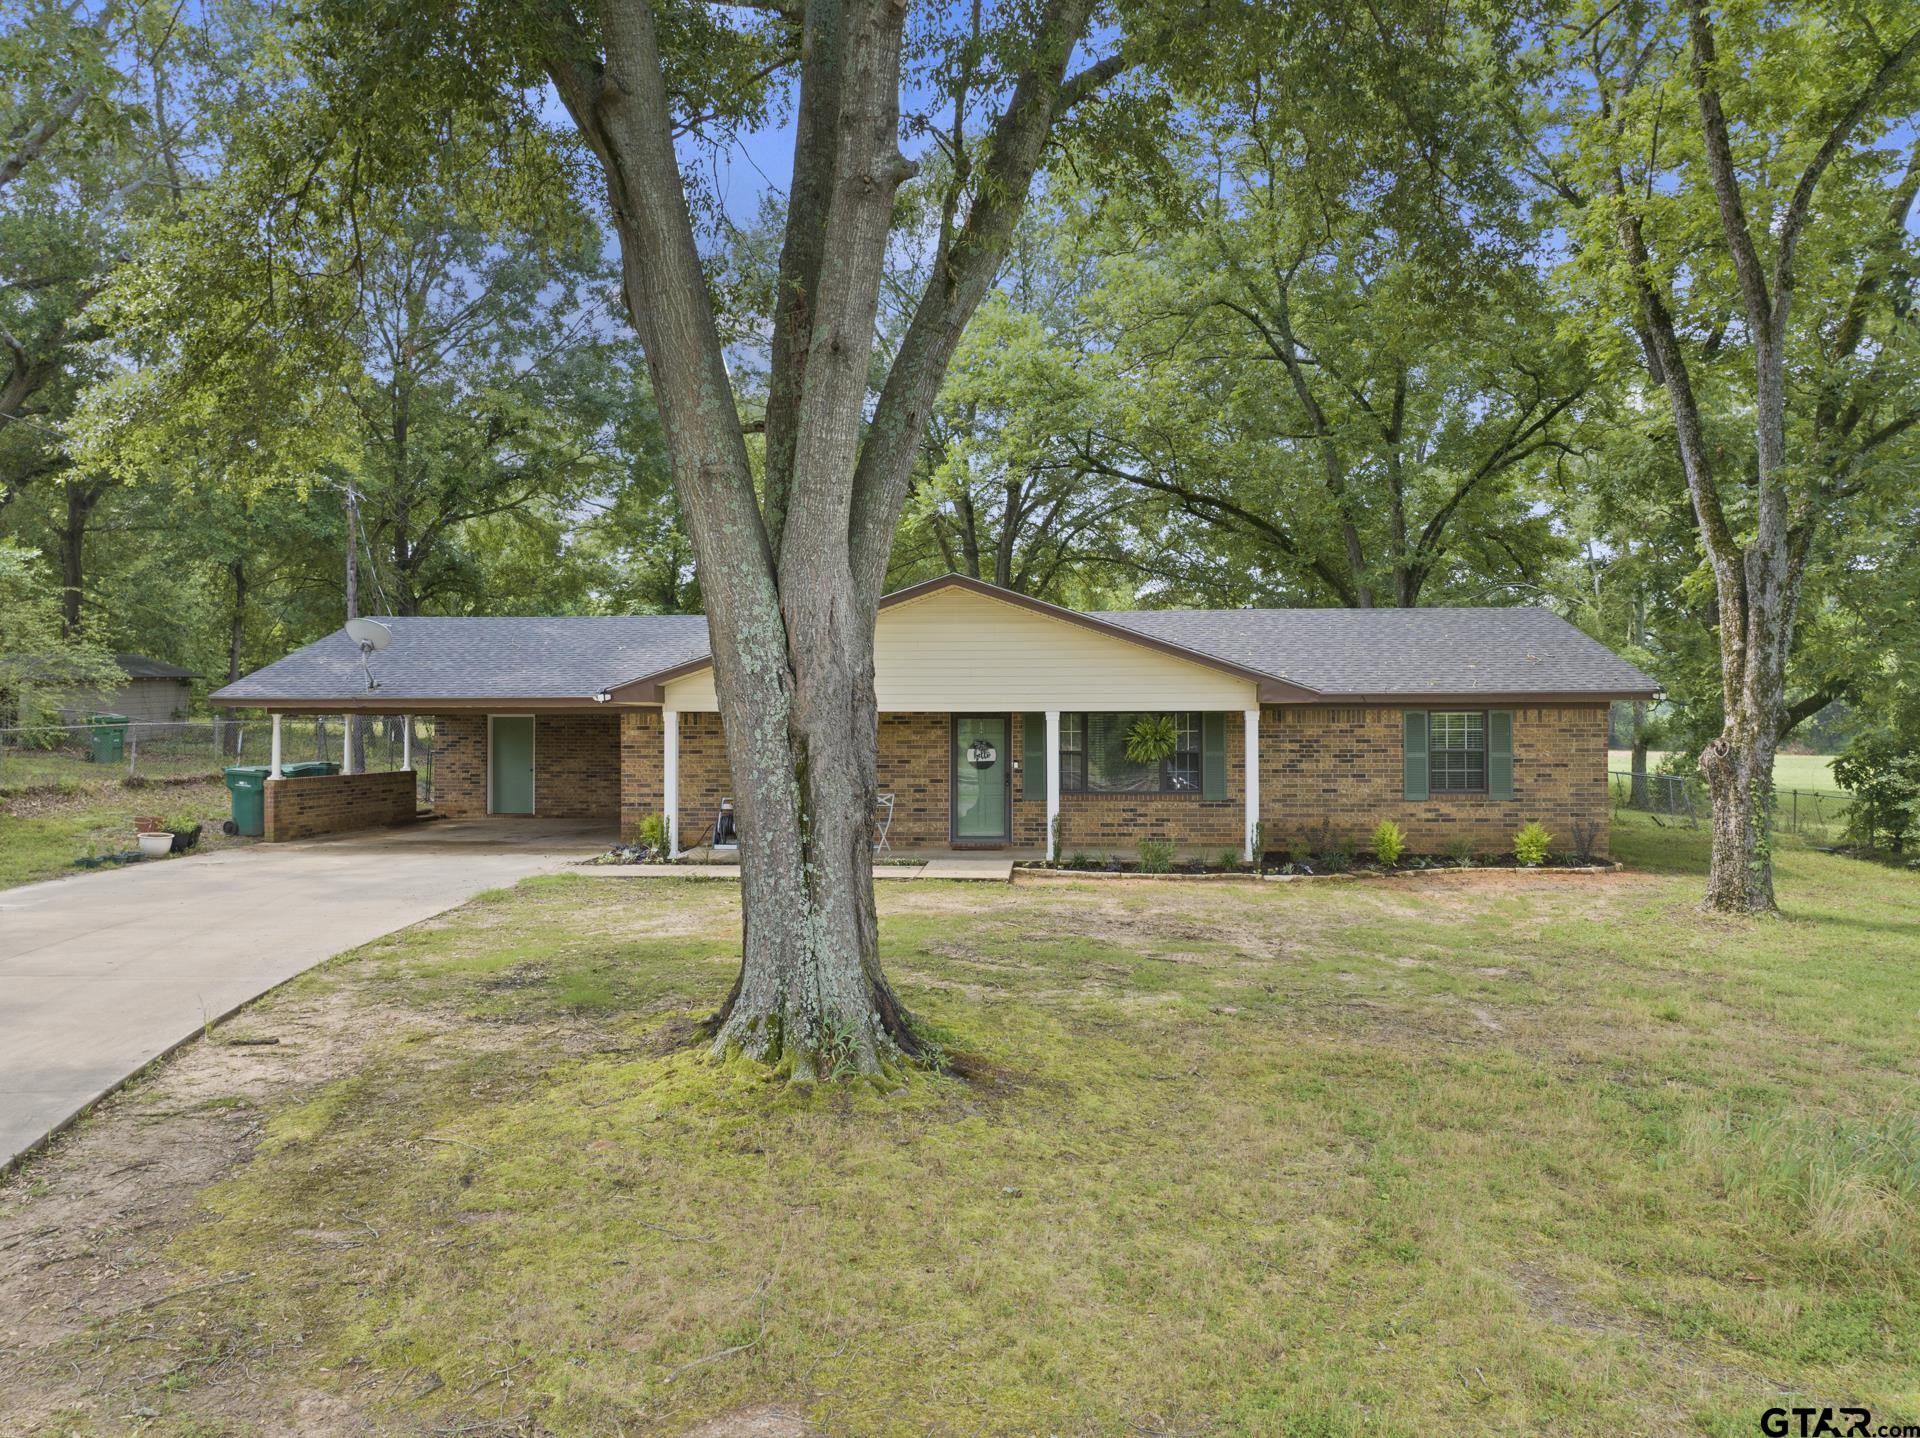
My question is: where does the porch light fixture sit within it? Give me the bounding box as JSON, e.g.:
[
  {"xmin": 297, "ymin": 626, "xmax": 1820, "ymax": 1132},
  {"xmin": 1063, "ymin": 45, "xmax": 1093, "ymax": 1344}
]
[{"xmin": 594, "ymin": 688, "xmax": 612, "ymax": 703}]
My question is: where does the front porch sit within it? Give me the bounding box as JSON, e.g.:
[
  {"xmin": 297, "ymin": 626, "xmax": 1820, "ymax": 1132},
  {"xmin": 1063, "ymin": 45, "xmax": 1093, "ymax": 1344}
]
[{"xmin": 657, "ymin": 708, "xmax": 1260, "ymax": 862}]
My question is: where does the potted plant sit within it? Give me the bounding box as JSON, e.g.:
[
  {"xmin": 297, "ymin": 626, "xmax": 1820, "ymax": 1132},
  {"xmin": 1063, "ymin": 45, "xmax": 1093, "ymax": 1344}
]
[
  {"xmin": 135, "ymin": 829, "xmax": 174, "ymax": 859},
  {"xmin": 132, "ymin": 814, "xmax": 165, "ymax": 833},
  {"xmin": 163, "ymin": 813, "xmax": 204, "ymax": 852}
]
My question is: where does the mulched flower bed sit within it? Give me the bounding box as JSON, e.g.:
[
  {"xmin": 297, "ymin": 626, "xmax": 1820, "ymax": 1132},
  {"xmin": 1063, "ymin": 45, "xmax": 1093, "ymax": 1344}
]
[{"xmin": 1018, "ymin": 852, "xmax": 1621, "ymax": 879}]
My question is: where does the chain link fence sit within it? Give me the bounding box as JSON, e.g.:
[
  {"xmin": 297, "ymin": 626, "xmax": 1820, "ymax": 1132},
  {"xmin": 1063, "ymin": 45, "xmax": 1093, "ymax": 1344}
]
[
  {"xmin": 1611, "ymin": 768, "xmax": 1854, "ymax": 842},
  {"xmin": 1, "ymin": 716, "xmax": 436, "ymax": 804}
]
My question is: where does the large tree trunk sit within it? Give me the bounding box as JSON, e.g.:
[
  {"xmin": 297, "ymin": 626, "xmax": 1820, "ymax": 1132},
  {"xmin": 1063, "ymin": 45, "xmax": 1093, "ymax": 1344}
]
[{"xmin": 544, "ymin": 0, "xmax": 1104, "ymax": 1077}]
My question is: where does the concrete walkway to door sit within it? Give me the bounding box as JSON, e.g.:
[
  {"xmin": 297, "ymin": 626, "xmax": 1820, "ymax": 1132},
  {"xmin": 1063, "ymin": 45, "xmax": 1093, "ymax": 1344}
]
[{"xmin": 0, "ymin": 820, "xmax": 610, "ymax": 1171}]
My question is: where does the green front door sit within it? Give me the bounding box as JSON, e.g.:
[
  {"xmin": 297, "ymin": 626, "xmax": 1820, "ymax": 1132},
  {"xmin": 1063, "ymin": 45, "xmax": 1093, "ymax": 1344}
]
[
  {"xmin": 953, "ymin": 715, "xmax": 1010, "ymax": 841},
  {"xmin": 490, "ymin": 716, "xmax": 535, "ymax": 815}
]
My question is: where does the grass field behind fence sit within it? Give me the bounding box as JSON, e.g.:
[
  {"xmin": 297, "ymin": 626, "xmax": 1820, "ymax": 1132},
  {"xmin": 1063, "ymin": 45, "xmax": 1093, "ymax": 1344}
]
[{"xmin": 1611, "ymin": 749, "xmax": 1848, "ymax": 797}]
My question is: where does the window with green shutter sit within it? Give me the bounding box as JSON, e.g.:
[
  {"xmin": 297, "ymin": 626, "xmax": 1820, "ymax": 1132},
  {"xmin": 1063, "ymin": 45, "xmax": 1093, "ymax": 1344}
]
[
  {"xmin": 1201, "ymin": 713, "xmax": 1227, "ymax": 800},
  {"xmin": 1022, "ymin": 714, "xmax": 1046, "ymax": 800},
  {"xmin": 1429, "ymin": 711, "xmax": 1487, "ymax": 792},
  {"xmin": 1488, "ymin": 710, "xmax": 1514, "ymax": 800},
  {"xmin": 1403, "ymin": 710, "xmax": 1429, "ymax": 801}
]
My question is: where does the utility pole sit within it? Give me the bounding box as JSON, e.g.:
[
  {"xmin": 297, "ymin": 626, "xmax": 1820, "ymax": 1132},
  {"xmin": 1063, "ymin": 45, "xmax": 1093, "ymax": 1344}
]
[{"xmin": 344, "ymin": 481, "xmax": 367, "ymax": 773}]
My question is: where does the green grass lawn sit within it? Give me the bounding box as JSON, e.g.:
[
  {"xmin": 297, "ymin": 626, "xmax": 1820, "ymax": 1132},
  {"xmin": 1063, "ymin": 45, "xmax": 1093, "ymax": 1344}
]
[
  {"xmin": 0, "ymin": 777, "xmax": 245, "ymax": 888},
  {"xmin": 1612, "ymin": 749, "xmax": 1847, "ymax": 795},
  {"xmin": 3, "ymin": 814, "xmax": 1917, "ymax": 1435}
]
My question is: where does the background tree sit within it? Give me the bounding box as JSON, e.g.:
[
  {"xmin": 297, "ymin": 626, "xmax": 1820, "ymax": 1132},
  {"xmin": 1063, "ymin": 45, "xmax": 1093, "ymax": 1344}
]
[{"xmin": 1545, "ymin": 0, "xmax": 1920, "ymax": 912}]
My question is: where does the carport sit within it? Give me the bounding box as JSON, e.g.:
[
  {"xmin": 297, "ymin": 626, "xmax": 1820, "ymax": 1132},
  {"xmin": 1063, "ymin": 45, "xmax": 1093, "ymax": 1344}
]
[{"xmin": 212, "ymin": 615, "xmax": 709, "ymax": 843}]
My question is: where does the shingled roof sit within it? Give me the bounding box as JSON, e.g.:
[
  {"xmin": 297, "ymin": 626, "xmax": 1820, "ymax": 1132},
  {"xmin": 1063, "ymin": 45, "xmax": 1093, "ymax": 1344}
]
[
  {"xmin": 212, "ymin": 580, "xmax": 1656, "ymax": 708},
  {"xmin": 211, "ymin": 615, "xmax": 711, "ymax": 706},
  {"xmin": 1099, "ymin": 606, "xmax": 1656, "ymax": 699},
  {"xmin": 116, "ymin": 654, "xmax": 198, "ymax": 681}
]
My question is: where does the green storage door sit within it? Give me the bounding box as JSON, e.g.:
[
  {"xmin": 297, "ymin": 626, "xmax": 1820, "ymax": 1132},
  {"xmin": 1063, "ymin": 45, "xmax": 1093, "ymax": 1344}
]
[{"xmin": 490, "ymin": 717, "xmax": 535, "ymax": 814}]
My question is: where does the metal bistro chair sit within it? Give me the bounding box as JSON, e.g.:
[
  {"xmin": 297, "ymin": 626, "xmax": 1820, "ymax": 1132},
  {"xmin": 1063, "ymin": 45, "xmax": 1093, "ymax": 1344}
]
[{"xmin": 872, "ymin": 793, "xmax": 896, "ymax": 854}]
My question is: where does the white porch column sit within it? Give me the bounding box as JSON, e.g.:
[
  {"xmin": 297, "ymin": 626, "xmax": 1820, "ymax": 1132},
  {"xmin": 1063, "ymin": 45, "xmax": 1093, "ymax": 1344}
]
[
  {"xmin": 269, "ymin": 713, "xmax": 283, "ymax": 780},
  {"xmin": 1045, "ymin": 710, "xmax": 1061, "ymax": 861},
  {"xmin": 663, "ymin": 708, "xmax": 680, "ymax": 855},
  {"xmin": 340, "ymin": 714, "xmax": 356, "ymax": 775},
  {"xmin": 1243, "ymin": 708, "xmax": 1261, "ymax": 861},
  {"xmin": 401, "ymin": 714, "xmax": 412, "ymax": 771}
]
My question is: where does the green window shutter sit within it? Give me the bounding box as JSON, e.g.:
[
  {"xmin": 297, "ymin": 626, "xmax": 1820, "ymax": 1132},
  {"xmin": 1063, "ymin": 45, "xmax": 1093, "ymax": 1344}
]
[
  {"xmin": 1202, "ymin": 712, "xmax": 1227, "ymax": 800},
  {"xmin": 1489, "ymin": 710, "xmax": 1514, "ymax": 800},
  {"xmin": 1022, "ymin": 713, "xmax": 1046, "ymax": 800},
  {"xmin": 1402, "ymin": 710, "xmax": 1429, "ymax": 801}
]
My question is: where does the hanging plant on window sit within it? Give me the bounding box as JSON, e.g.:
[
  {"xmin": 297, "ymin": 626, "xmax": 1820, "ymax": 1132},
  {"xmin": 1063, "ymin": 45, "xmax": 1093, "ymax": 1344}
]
[{"xmin": 1124, "ymin": 713, "xmax": 1179, "ymax": 765}]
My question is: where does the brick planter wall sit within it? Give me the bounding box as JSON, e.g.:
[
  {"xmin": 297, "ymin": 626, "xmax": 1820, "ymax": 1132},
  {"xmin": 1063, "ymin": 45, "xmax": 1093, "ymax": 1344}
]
[{"xmin": 265, "ymin": 769, "xmax": 418, "ymax": 842}]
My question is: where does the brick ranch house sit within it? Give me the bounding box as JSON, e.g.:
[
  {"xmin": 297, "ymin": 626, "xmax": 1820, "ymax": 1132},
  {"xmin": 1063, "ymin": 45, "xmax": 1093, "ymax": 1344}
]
[{"xmin": 212, "ymin": 574, "xmax": 1657, "ymax": 855}]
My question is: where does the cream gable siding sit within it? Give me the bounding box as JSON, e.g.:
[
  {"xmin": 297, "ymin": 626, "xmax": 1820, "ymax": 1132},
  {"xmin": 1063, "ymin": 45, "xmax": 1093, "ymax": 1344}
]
[{"xmin": 661, "ymin": 585, "xmax": 1259, "ymax": 713}]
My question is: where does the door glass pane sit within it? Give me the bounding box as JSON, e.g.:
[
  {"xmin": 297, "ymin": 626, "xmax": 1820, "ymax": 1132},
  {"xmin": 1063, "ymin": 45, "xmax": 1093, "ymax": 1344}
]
[{"xmin": 955, "ymin": 716, "xmax": 1008, "ymax": 838}]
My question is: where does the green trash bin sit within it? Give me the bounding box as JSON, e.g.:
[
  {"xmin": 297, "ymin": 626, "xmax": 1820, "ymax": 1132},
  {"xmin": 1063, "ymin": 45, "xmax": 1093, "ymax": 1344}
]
[
  {"xmin": 88, "ymin": 713, "xmax": 129, "ymax": 764},
  {"xmin": 223, "ymin": 765, "xmax": 271, "ymax": 837},
  {"xmin": 280, "ymin": 761, "xmax": 340, "ymax": 779}
]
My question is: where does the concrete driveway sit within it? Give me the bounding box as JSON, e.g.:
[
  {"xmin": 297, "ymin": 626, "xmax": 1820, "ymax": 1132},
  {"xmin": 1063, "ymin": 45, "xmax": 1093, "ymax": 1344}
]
[{"xmin": 0, "ymin": 820, "xmax": 611, "ymax": 1170}]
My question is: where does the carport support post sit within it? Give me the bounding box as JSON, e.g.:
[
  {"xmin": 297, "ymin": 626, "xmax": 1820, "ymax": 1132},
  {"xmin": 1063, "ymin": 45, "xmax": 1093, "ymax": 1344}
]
[
  {"xmin": 1045, "ymin": 710, "xmax": 1060, "ymax": 861},
  {"xmin": 401, "ymin": 716, "xmax": 411, "ymax": 772},
  {"xmin": 1243, "ymin": 708, "xmax": 1259, "ymax": 862},
  {"xmin": 341, "ymin": 714, "xmax": 355, "ymax": 775},
  {"xmin": 663, "ymin": 709, "xmax": 679, "ymax": 855},
  {"xmin": 269, "ymin": 714, "xmax": 282, "ymax": 781}
]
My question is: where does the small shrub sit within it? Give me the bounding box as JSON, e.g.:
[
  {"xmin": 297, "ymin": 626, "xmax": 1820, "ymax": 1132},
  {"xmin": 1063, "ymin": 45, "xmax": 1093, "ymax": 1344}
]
[
  {"xmin": 1447, "ymin": 838, "xmax": 1475, "ymax": 868},
  {"xmin": 1568, "ymin": 818, "xmax": 1601, "ymax": 865},
  {"xmin": 1137, "ymin": 838, "xmax": 1175, "ymax": 873},
  {"xmin": 1833, "ymin": 737, "xmax": 1920, "ymax": 853},
  {"xmin": 1316, "ymin": 843, "xmax": 1352, "ymax": 874},
  {"xmin": 1068, "ymin": 850, "xmax": 1095, "ymax": 870},
  {"xmin": 1217, "ymin": 847, "xmax": 1240, "ymax": 870},
  {"xmin": 1512, "ymin": 821, "xmax": 1553, "ymax": 867},
  {"xmin": 1370, "ymin": 819, "xmax": 1406, "ymax": 867},
  {"xmin": 635, "ymin": 812, "xmax": 669, "ymax": 858}
]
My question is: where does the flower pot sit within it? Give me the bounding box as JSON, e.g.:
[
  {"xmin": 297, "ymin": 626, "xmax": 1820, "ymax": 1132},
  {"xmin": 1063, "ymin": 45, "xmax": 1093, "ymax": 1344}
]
[
  {"xmin": 133, "ymin": 815, "xmax": 165, "ymax": 833},
  {"xmin": 167, "ymin": 824, "xmax": 203, "ymax": 852},
  {"xmin": 135, "ymin": 831, "xmax": 174, "ymax": 859}
]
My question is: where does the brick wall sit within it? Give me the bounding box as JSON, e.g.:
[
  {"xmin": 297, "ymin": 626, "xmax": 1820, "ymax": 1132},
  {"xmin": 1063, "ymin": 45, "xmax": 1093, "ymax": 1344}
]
[
  {"xmin": 874, "ymin": 713, "xmax": 1246, "ymax": 853},
  {"xmin": 434, "ymin": 714, "xmax": 488, "ymax": 817},
  {"xmin": 265, "ymin": 769, "xmax": 417, "ymax": 842},
  {"xmin": 1258, "ymin": 703, "xmax": 1609, "ymax": 856},
  {"xmin": 628, "ymin": 701, "xmax": 1610, "ymax": 857},
  {"xmin": 676, "ymin": 710, "xmax": 733, "ymax": 848},
  {"xmin": 620, "ymin": 709, "xmax": 664, "ymax": 840},
  {"xmin": 532, "ymin": 714, "xmax": 619, "ymax": 819},
  {"xmin": 426, "ymin": 712, "xmax": 618, "ymax": 820}
]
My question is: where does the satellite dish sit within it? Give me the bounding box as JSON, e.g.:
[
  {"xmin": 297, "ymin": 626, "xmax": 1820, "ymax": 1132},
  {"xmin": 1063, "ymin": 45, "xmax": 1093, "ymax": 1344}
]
[
  {"xmin": 345, "ymin": 617, "xmax": 392, "ymax": 651},
  {"xmin": 344, "ymin": 617, "xmax": 392, "ymax": 691}
]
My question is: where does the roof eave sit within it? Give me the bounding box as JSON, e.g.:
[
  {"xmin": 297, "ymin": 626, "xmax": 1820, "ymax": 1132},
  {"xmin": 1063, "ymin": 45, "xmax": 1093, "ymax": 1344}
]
[
  {"xmin": 209, "ymin": 693, "xmax": 657, "ymax": 713},
  {"xmin": 1300, "ymin": 687, "xmax": 1660, "ymax": 705}
]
